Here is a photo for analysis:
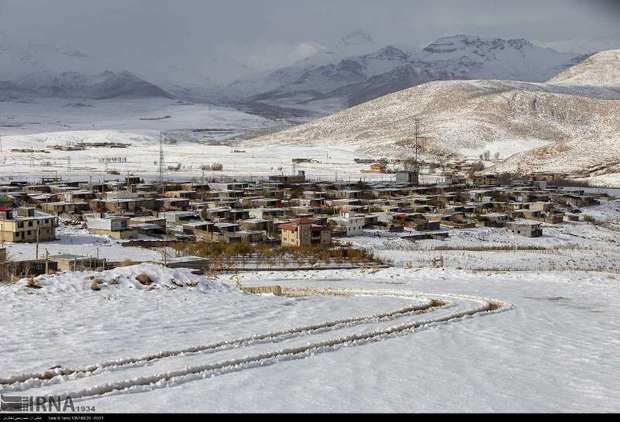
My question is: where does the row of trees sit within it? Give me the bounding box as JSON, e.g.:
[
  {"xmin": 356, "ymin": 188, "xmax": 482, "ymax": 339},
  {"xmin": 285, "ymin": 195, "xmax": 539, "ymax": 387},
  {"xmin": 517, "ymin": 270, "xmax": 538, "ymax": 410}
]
[{"xmin": 172, "ymin": 241, "xmax": 381, "ymax": 270}]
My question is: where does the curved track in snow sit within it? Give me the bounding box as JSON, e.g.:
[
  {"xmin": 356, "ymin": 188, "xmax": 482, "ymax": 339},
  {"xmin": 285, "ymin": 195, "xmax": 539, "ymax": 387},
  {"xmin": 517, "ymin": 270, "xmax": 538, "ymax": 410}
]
[{"xmin": 0, "ymin": 288, "xmax": 510, "ymax": 401}]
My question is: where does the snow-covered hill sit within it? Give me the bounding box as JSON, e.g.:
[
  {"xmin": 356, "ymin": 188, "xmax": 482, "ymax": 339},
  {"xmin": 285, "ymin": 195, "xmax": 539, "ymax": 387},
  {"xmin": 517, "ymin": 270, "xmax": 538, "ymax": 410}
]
[
  {"xmin": 221, "ymin": 34, "xmax": 579, "ymax": 114},
  {"xmin": 548, "ymin": 50, "xmax": 620, "ymax": 89},
  {"xmin": 244, "ymin": 50, "xmax": 620, "ymax": 179}
]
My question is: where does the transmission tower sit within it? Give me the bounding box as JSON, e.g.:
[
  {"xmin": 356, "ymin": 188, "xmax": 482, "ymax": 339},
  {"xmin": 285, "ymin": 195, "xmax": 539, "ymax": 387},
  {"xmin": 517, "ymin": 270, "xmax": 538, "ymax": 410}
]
[{"xmin": 414, "ymin": 118, "xmax": 422, "ymax": 168}]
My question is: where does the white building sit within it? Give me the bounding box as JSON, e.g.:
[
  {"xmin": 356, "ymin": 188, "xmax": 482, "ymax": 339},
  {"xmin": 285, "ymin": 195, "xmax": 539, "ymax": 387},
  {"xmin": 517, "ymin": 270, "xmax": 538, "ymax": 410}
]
[
  {"xmin": 85, "ymin": 214, "xmax": 135, "ymax": 239},
  {"xmin": 329, "ymin": 212, "xmax": 365, "ymax": 236}
]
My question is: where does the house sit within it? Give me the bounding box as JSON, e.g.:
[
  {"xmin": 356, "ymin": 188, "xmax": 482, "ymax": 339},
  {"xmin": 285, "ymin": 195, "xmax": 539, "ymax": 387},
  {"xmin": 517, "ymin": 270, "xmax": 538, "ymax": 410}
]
[
  {"xmin": 280, "ymin": 218, "xmax": 331, "ymax": 247},
  {"xmin": 328, "ymin": 213, "xmax": 365, "ymax": 237},
  {"xmin": 204, "ymin": 207, "xmax": 231, "ymax": 221},
  {"xmin": 191, "ymin": 222, "xmax": 250, "ymax": 243},
  {"xmin": 0, "ymin": 207, "xmax": 58, "ymax": 243},
  {"xmin": 90, "ymin": 197, "xmax": 150, "ymax": 214},
  {"xmin": 239, "ymin": 218, "xmax": 276, "ymax": 234},
  {"xmin": 477, "ymin": 213, "xmax": 511, "ymax": 228},
  {"xmin": 249, "ymin": 208, "xmax": 287, "ymax": 220},
  {"xmin": 129, "ymin": 216, "xmax": 167, "ymax": 236},
  {"xmin": 544, "ymin": 212, "xmax": 565, "ymax": 224},
  {"xmin": 158, "ymin": 197, "xmax": 191, "ymax": 211},
  {"xmin": 225, "ymin": 230, "xmax": 266, "ymax": 244},
  {"xmin": 165, "ymin": 190, "xmax": 197, "ymax": 200},
  {"xmin": 467, "ymin": 174, "xmax": 498, "ymax": 187},
  {"xmin": 85, "ymin": 214, "xmax": 136, "ymax": 239},
  {"xmin": 269, "ymin": 172, "xmax": 306, "ymax": 185},
  {"xmin": 508, "ymin": 221, "xmax": 543, "ymax": 238},
  {"xmin": 369, "ymin": 162, "xmax": 386, "ymax": 173},
  {"xmin": 63, "ymin": 190, "xmax": 96, "ymax": 203},
  {"xmin": 160, "ymin": 211, "xmax": 201, "ymax": 230},
  {"xmin": 395, "ymin": 171, "xmax": 419, "ymax": 185},
  {"xmin": 40, "ymin": 201, "xmax": 90, "ymax": 216}
]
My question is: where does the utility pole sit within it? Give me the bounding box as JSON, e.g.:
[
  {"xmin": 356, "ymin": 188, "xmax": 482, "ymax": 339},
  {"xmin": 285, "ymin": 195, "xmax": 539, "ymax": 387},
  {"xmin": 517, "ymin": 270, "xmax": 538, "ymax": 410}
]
[
  {"xmin": 35, "ymin": 227, "xmax": 40, "ymax": 260},
  {"xmin": 159, "ymin": 133, "xmax": 166, "ymax": 194}
]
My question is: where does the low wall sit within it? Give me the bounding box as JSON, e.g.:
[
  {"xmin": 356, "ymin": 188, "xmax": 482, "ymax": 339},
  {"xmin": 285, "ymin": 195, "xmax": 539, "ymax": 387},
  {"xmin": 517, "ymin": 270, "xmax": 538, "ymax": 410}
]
[{"xmin": 241, "ymin": 286, "xmax": 283, "ymax": 296}]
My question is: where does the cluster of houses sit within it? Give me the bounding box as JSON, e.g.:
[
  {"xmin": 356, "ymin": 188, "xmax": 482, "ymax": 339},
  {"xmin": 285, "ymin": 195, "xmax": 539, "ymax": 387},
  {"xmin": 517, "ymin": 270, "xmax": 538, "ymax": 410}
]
[{"xmin": 0, "ymin": 171, "xmax": 610, "ymax": 254}]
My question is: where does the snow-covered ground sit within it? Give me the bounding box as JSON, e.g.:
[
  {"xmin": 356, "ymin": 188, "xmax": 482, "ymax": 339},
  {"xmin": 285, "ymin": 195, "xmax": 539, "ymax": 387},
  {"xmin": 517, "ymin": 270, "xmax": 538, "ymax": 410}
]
[
  {"xmin": 0, "ymin": 131, "xmax": 393, "ymax": 182},
  {"xmin": 1, "ymin": 214, "xmax": 619, "ymax": 412},
  {"xmin": 0, "ymin": 98, "xmax": 270, "ymax": 135},
  {"xmin": 348, "ymin": 217, "xmax": 620, "ymax": 272},
  {"xmin": 4, "ymin": 225, "xmax": 162, "ymax": 263},
  {"xmin": 0, "ymin": 264, "xmax": 618, "ymax": 412},
  {"xmin": 0, "ymin": 97, "xmax": 398, "ymax": 181}
]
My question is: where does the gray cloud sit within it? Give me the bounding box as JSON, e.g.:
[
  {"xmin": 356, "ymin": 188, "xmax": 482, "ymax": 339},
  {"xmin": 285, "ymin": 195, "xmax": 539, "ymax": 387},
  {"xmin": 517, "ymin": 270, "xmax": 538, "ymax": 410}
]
[{"xmin": 0, "ymin": 0, "xmax": 618, "ymax": 84}]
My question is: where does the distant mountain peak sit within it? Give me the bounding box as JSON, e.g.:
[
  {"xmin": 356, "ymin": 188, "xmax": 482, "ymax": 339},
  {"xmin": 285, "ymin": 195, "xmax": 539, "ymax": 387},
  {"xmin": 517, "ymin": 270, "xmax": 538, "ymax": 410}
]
[{"xmin": 367, "ymin": 46, "xmax": 410, "ymax": 61}]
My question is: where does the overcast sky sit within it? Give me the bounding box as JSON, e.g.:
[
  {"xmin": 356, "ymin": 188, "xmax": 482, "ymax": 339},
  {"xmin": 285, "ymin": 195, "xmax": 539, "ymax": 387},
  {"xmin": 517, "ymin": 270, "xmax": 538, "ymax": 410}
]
[{"xmin": 0, "ymin": 0, "xmax": 618, "ymax": 83}]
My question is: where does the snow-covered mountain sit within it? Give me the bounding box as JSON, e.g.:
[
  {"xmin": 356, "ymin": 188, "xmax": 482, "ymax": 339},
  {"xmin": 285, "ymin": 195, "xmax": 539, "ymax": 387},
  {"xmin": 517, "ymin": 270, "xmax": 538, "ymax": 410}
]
[
  {"xmin": 11, "ymin": 71, "xmax": 172, "ymax": 100},
  {"xmin": 244, "ymin": 50, "xmax": 620, "ymax": 178},
  {"xmin": 0, "ymin": 31, "xmax": 100, "ymax": 80},
  {"xmin": 0, "ymin": 32, "xmax": 171, "ymax": 101},
  {"xmin": 219, "ymin": 31, "xmax": 380, "ymax": 101},
  {"xmin": 219, "ymin": 34, "xmax": 580, "ymax": 114}
]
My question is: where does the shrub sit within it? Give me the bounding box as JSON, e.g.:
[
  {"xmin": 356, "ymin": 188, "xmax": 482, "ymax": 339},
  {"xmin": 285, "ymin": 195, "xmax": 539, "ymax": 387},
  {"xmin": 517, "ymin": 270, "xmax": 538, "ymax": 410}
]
[
  {"xmin": 26, "ymin": 279, "xmax": 42, "ymax": 289},
  {"xmin": 583, "ymin": 214, "xmax": 596, "ymax": 223},
  {"xmin": 136, "ymin": 273, "xmax": 153, "ymax": 286}
]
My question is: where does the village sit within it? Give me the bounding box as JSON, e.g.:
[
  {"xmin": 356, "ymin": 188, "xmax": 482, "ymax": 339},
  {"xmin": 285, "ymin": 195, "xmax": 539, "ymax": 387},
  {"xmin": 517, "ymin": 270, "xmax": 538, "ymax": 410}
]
[{"xmin": 0, "ymin": 155, "xmax": 614, "ymax": 282}]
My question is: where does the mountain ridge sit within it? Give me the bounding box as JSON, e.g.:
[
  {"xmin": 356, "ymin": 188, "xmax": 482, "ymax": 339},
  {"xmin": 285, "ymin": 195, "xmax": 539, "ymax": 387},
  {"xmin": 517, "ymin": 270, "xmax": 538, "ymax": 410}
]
[
  {"xmin": 218, "ymin": 34, "xmax": 581, "ymax": 115},
  {"xmin": 243, "ymin": 50, "xmax": 620, "ymax": 178}
]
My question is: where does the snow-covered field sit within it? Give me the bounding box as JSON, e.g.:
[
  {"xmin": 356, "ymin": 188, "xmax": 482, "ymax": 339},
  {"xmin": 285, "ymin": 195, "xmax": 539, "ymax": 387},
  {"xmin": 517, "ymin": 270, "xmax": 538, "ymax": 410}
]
[
  {"xmin": 0, "ymin": 131, "xmax": 392, "ymax": 182},
  {"xmin": 0, "ymin": 97, "xmax": 394, "ymax": 182},
  {"xmin": 0, "ymin": 98, "xmax": 269, "ymax": 134},
  {"xmin": 4, "ymin": 225, "xmax": 162, "ymax": 263},
  {"xmin": 1, "ymin": 264, "xmax": 618, "ymax": 412}
]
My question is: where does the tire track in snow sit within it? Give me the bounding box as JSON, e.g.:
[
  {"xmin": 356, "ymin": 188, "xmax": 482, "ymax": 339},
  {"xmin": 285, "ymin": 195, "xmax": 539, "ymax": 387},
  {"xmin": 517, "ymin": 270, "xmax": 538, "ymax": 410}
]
[
  {"xmin": 0, "ymin": 289, "xmax": 438, "ymax": 390},
  {"xmin": 0, "ymin": 289, "xmax": 510, "ymax": 401}
]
